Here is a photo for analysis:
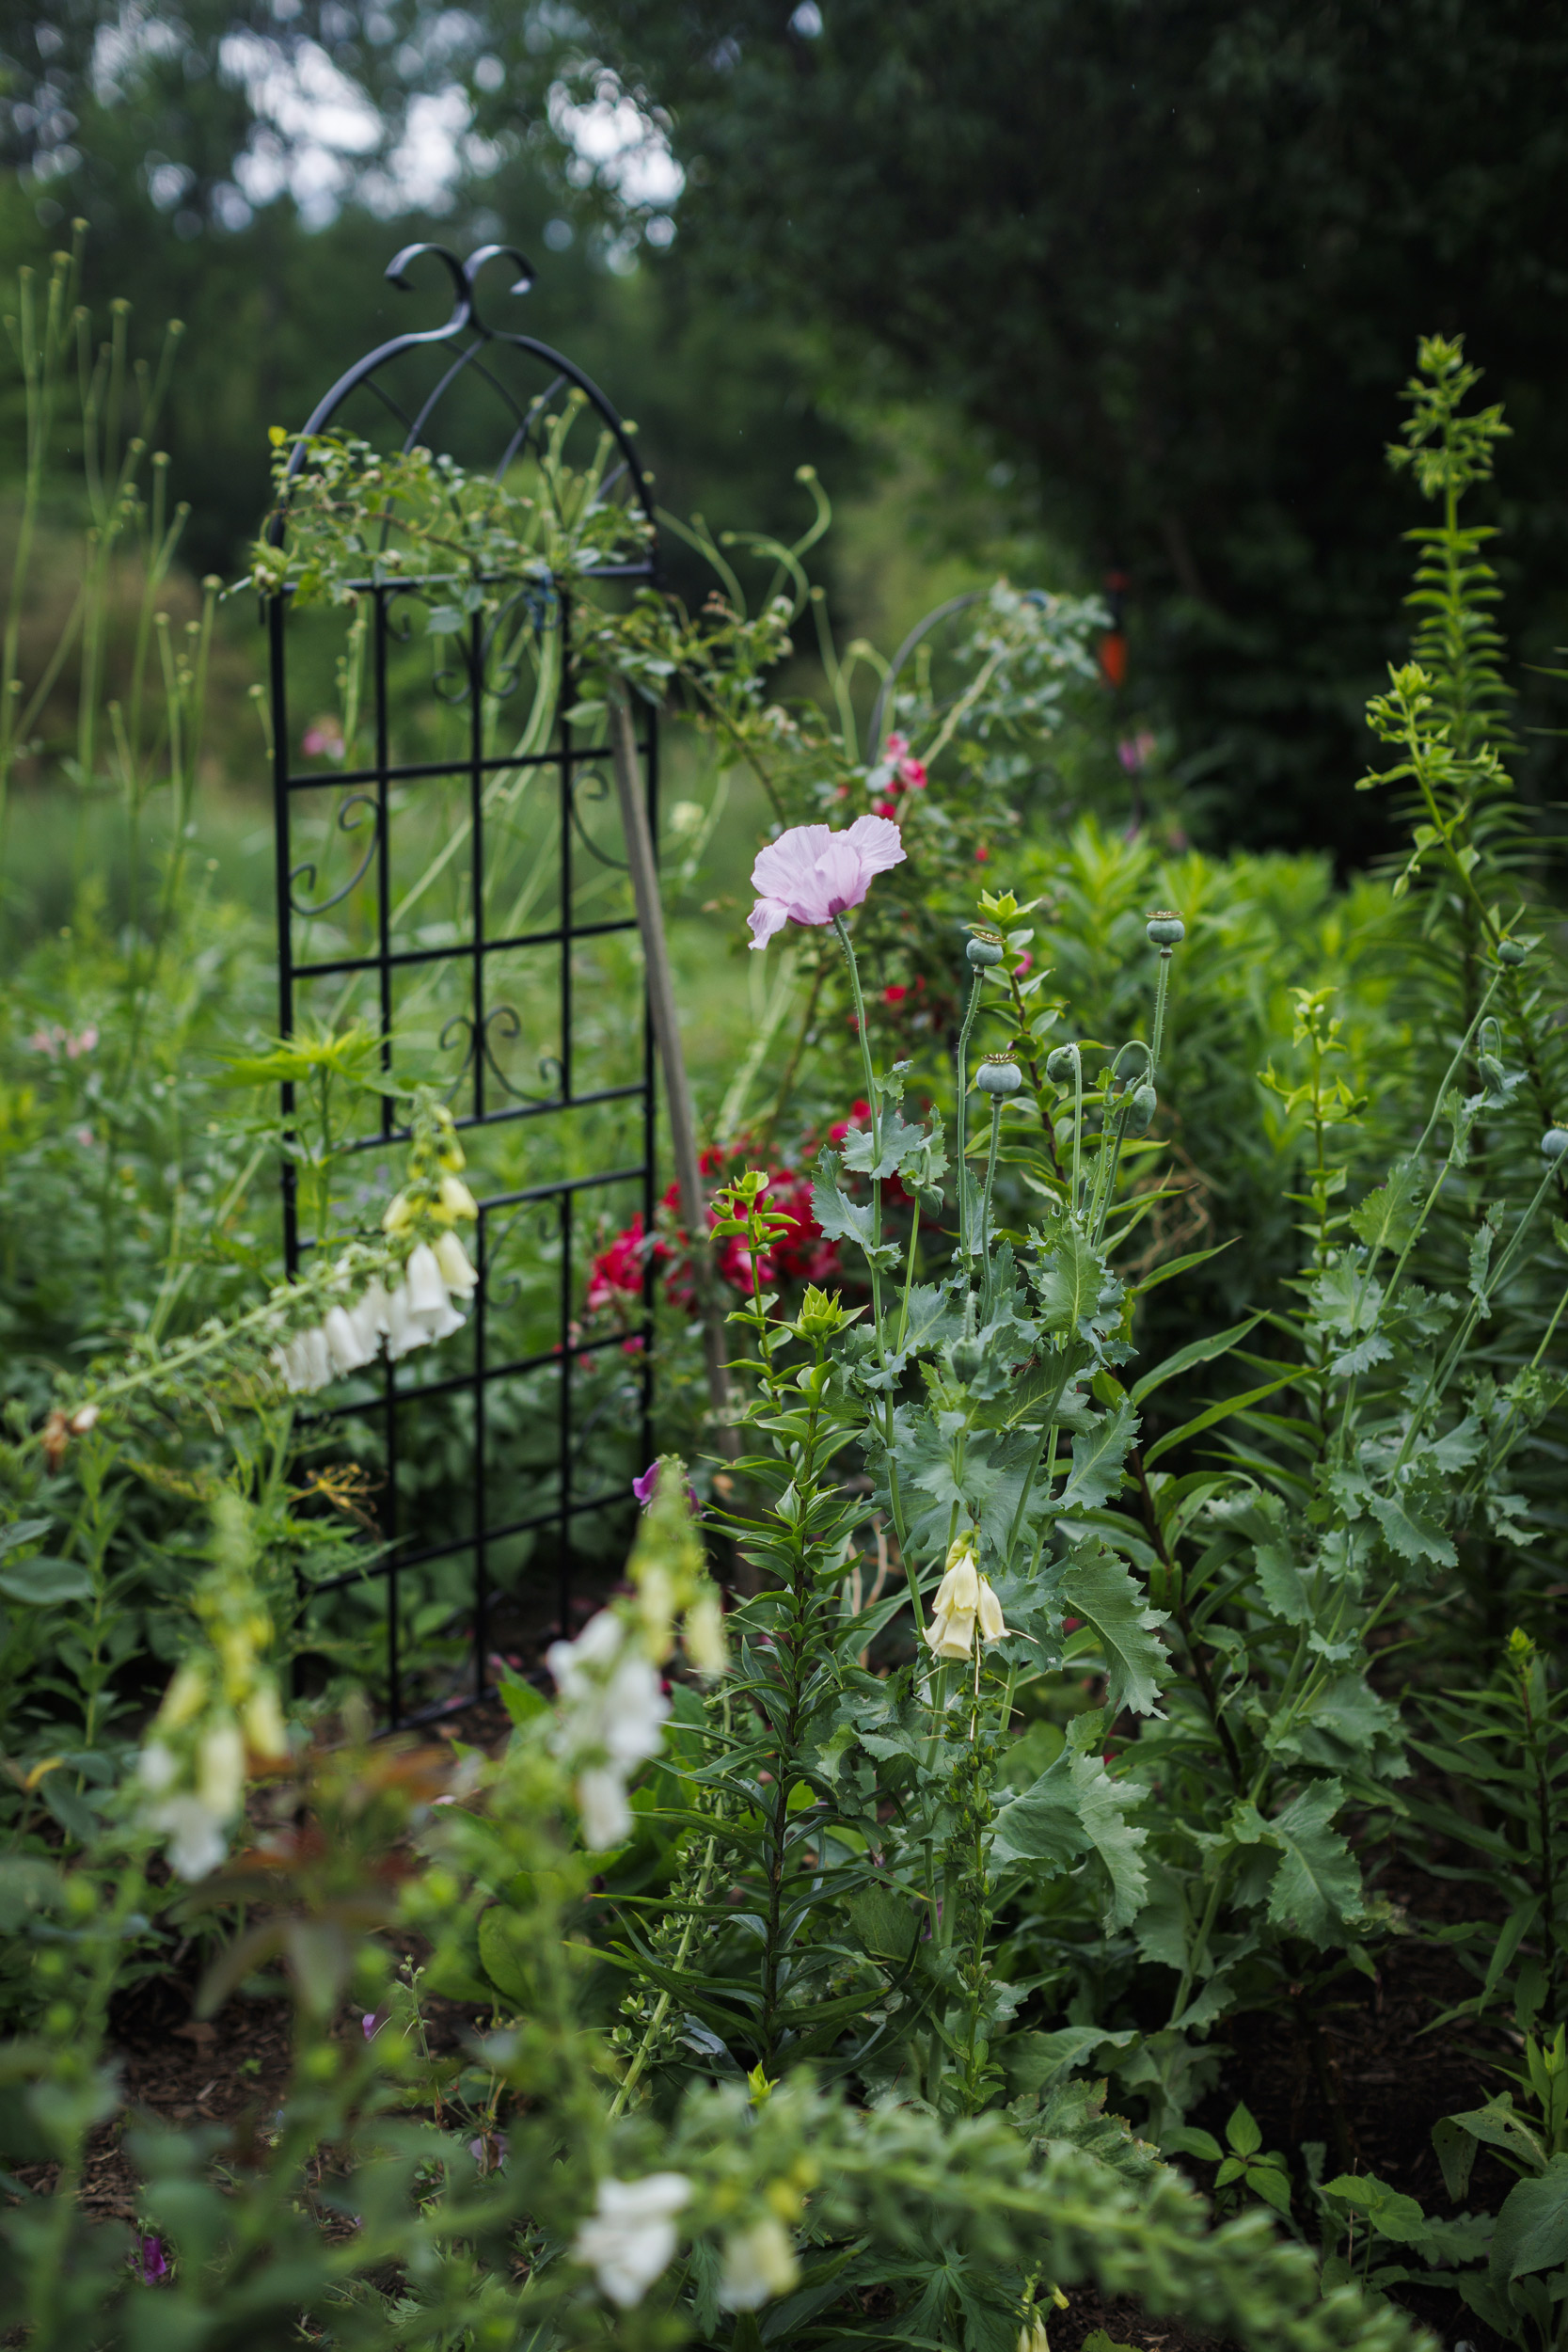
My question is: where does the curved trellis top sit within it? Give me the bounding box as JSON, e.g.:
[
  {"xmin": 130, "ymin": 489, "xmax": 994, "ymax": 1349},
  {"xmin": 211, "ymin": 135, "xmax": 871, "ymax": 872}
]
[
  {"xmin": 266, "ymin": 244, "xmax": 659, "ymax": 1733},
  {"xmin": 268, "ymin": 239, "xmax": 658, "ymax": 569}
]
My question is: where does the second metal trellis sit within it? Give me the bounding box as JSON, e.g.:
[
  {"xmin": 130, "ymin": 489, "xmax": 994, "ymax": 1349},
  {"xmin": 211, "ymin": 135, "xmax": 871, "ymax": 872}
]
[{"xmin": 267, "ymin": 243, "xmax": 660, "ymax": 1728}]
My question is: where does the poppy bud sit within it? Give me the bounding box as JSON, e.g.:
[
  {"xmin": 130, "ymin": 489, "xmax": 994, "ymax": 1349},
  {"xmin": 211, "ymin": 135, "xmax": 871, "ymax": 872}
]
[
  {"xmin": 1146, "ymin": 911, "xmax": 1185, "ymax": 946},
  {"xmin": 975, "ymin": 1055, "xmax": 1022, "ymax": 1095},
  {"xmin": 966, "ymin": 927, "xmax": 1005, "ymax": 967},
  {"xmin": 950, "ymin": 1336, "xmax": 984, "ymax": 1384},
  {"xmin": 1045, "ymin": 1045, "xmax": 1078, "ymax": 1084},
  {"xmin": 1497, "ymin": 938, "xmax": 1528, "ymax": 967},
  {"xmin": 1126, "ymin": 1083, "xmax": 1157, "ymax": 1134},
  {"xmin": 1543, "ymin": 1130, "xmax": 1568, "ymax": 1161},
  {"xmin": 1479, "ymin": 1053, "xmax": 1507, "ymax": 1090}
]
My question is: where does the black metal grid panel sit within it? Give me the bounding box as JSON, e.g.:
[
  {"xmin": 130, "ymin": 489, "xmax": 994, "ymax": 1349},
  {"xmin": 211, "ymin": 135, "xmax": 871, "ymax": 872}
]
[{"xmin": 267, "ymin": 245, "xmax": 658, "ymax": 1728}]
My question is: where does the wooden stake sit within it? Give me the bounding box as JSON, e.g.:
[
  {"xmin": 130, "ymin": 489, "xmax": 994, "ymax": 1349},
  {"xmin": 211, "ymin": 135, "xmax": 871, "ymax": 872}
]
[{"xmin": 608, "ymin": 684, "xmax": 736, "ymax": 1455}]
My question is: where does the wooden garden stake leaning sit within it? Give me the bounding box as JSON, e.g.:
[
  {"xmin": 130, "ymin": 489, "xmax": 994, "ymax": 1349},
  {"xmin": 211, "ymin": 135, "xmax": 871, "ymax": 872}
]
[{"xmin": 608, "ymin": 684, "xmax": 738, "ymax": 1458}]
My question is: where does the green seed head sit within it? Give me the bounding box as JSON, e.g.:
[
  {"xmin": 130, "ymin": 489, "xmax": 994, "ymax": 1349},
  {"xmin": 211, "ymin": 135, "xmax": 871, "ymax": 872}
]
[
  {"xmin": 1543, "ymin": 1129, "xmax": 1568, "ymax": 1161},
  {"xmin": 976, "ymin": 1054, "xmax": 1022, "ymax": 1095},
  {"xmin": 966, "ymin": 926, "xmax": 1006, "ymax": 968},
  {"xmin": 1497, "ymin": 937, "xmax": 1528, "ymax": 967},
  {"xmin": 1145, "ymin": 910, "xmax": 1185, "ymax": 947}
]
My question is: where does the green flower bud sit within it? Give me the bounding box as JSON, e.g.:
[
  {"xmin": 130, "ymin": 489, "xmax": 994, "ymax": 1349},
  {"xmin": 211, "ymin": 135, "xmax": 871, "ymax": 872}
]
[
  {"xmin": 975, "ymin": 1054, "xmax": 1022, "ymax": 1095},
  {"xmin": 1045, "ymin": 1045, "xmax": 1078, "ymax": 1085},
  {"xmin": 949, "ymin": 1336, "xmax": 984, "ymax": 1384},
  {"xmin": 1497, "ymin": 937, "xmax": 1528, "ymax": 967},
  {"xmin": 1126, "ymin": 1083, "xmax": 1157, "ymax": 1134},
  {"xmin": 965, "ymin": 927, "xmax": 1005, "ymax": 968},
  {"xmin": 1544, "ymin": 1130, "xmax": 1568, "ymax": 1161},
  {"xmin": 1479, "ymin": 1053, "xmax": 1507, "ymax": 1090},
  {"xmin": 1146, "ymin": 910, "xmax": 1185, "ymax": 946}
]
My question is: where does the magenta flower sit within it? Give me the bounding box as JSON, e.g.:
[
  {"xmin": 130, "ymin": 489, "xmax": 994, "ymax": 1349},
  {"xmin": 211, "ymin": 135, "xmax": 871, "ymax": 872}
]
[
  {"xmin": 136, "ymin": 2234, "xmax": 169, "ymax": 2285},
  {"xmin": 747, "ymin": 815, "xmax": 906, "ymax": 951},
  {"xmin": 632, "ymin": 1462, "xmax": 659, "ymax": 1506}
]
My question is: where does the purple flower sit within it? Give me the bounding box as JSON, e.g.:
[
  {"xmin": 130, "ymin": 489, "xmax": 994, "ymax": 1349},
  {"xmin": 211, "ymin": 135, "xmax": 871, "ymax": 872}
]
[
  {"xmin": 632, "ymin": 1462, "xmax": 660, "ymax": 1506},
  {"xmin": 747, "ymin": 816, "xmax": 906, "ymax": 951},
  {"xmin": 362, "ymin": 2009, "xmax": 388, "ymax": 2040},
  {"xmin": 137, "ymin": 2234, "xmax": 169, "ymax": 2285}
]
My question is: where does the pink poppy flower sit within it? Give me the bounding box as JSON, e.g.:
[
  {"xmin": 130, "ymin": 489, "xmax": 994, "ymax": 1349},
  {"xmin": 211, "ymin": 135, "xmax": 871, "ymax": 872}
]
[{"xmin": 747, "ymin": 816, "xmax": 906, "ymax": 951}]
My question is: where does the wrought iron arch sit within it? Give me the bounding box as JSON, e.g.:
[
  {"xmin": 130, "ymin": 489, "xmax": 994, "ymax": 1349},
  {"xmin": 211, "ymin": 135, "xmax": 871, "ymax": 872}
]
[{"xmin": 268, "ymin": 245, "xmax": 659, "ymax": 1728}]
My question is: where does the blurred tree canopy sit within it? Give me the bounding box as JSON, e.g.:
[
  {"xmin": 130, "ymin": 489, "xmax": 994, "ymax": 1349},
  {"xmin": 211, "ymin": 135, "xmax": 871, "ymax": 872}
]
[
  {"xmin": 7, "ymin": 0, "xmax": 1568, "ymax": 858},
  {"xmin": 0, "ymin": 0, "xmax": 860, "ymax": 590},
  {"xmin": 459, "ymin": 0, "xmax": 1568, "ymax": 861}
]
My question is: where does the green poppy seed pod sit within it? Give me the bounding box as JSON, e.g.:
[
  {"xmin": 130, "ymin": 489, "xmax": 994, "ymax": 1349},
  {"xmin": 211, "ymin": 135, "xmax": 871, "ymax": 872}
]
[
  {"xmin": 1045, "ymin": 1044, "xmax": 1078, "ymax": 1085},
  {"xmin": 1479, "ymin": 1053, "xmax": 1507, "ymax": 1090},
  {"xmin": 1497, "ymin": 937, "xmax": 1528, "ymax": 967},
  {"xmin": 949, "ymin": 1336, "xmax": 984, "ymax": 1384},
  {"xmin": 1146, "ymin": 911, "xmax": 1185, "ymax": 947},
  {"xmin": 975, "ymin": 1054, "xmax": 1022, "ymax": 1095},
  {"xmin": 966, "ymin": 927, "xmax": 1005, "ymax": 967},
  {"xmin": 1126, "ymin": 1083, "xmax": 1157, "ymax": 1134},
  {"xmin": 1543, "ymin": 1130, "xmax": 1568, "ymax": 1161}
]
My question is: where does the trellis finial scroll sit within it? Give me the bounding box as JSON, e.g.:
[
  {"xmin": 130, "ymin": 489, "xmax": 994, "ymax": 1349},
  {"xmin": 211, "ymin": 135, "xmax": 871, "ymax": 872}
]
[{"xmin": 266, "ymin": 249, "xmax": 660, "ymax": 1729}]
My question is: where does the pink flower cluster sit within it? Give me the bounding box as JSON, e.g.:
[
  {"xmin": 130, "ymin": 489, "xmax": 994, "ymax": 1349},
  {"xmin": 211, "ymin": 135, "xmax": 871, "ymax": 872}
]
[
  {"xmin": 27, "ymin": 1023, "xmax": 98, "ymax": 1059},
  {"xmin": 868, "ymin": 730, "xmax": 928, "ymax": 818}
]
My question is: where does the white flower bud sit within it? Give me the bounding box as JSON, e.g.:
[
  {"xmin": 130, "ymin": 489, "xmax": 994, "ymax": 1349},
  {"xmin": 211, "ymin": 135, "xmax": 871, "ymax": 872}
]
[
  {"xmin": 719, "ymin": 2217, "xmax": 800, "ymax": 2310},
  {"xmin": 149, "ymin": 1794, "xmax": 229, "ymax": 1883},
  {"xmin": 404, "ymin": 1242, "xmax": 449, "ymax": 1320},
  {"xmin": 196, "ymin": 1721, "xmax": 246, "ymax": 1817},
  {"xmin": 243, "ymin": 1678, "xmax": 289, "ymax": 1760},
  {"xmin": 433, "ymin": 1230, "xmax": 479, "ymax": 1295},
  {"xmin": 137, "ymin": 1740, "xmax": 179, "ymax": 1793}
]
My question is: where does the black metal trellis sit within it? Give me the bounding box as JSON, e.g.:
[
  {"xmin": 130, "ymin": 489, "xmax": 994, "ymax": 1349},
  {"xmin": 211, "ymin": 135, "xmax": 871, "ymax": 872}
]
[{"xmin": 267, "ymin": 243, "xmax": 658, "ymax": 1729}]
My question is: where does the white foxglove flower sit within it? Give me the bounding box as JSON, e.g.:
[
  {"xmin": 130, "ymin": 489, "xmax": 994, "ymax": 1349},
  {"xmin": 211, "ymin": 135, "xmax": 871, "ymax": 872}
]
[
  {"xmin": 404, "ymin": 1242, "xmax": 448, "ymax": 1319},
  {"xmin": 297, "ymin": 1326, "xmax": 332, "ymax": 1392},
  {"xmin": 574, "ymin": 2173, "xmax": 691, "ymax": 2308},
  {"xmin": 384, "ymin": 1284, "xmax": 428, "ymax": 1361},
  {"xmin": 438, "ymin": 1171, "xmax": 479, "ymax": 1222},
  {"xmin": 546, "ymin": 1609, "xmax": 670, "ymax": 1851},
  {"xmin": 137, "ymin": 1740, "xmax": 178, "ymax": 1794},
  {"xmin": 323, "ymin": 1303, "xmax": 372, "ymax": 1375},
  {"xmin": 576, "ymin": 1764, "xmax": 633, "ymax": 1850},
  {"xmin": 719, "ymin": 2217, "xmax": 800, "ymax": 2311},
  {"xmin": 196, "ymin": 1721, "xmax": 246, "ymax": 1816},
  {"xmin": 351, "ymin": 1279, "xmax": 392, "ymax": 1350},
  {"xmin": 147, "ymin": 1794, "xmax": 228, "ymax": 1883},
  {"xmin": 419, "ymin": 1295, "xmax": 467, "ymax": 1343},
  {"xmin": 434, "ymin": 1230, "xmax": 479, "ymax": 1295}
]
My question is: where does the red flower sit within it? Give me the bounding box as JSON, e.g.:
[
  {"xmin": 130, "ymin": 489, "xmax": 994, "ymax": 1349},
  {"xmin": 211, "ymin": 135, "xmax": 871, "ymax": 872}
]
[
  {"xmin": 975, "ymin": 846, "xmax": 990, "ymax": 864},
  {"xmin": 884, "ymin": 983, "xmax": 908, "ymax": 1006},
  {"xmin": 586, "ymin": 1215, "xmax": 648, "ymax": 1311},
  {"xmin": 897, "ymin": 757, "xmax": 927, "ymax": 789},
  {"xmin": 873, "ymin": 797, "xmax": 898, "ymax": 819}
]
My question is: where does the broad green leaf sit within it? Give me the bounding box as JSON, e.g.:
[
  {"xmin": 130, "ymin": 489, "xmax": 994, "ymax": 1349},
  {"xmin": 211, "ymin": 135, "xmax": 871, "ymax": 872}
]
[
  {"xmin": 1321, "ymin": 2170, "xmax": 1432, "ymax": 2247},
  {"xmin": 1349, "ymin": 1158, "xmax": 1422, "ymax": 1254},
  {"xmin": 1004, "ymin": 2025, "xmax": 1135, "ymax": 2094},
  {"xmin": 1491, "ymin": 2154, "xmax": 1568, "ymax": 2283},
  {"xmin": 1264, "ymin": 1777, "xmax": 1362, "ymax": 1946},
  {"xmin": 1448, "ymin": 2094, "xmax": 1548, "ymax": 2178},
  {"xmin": 1060, "ymin": 1541, "xmax": 1168, "ymax": 1717},
  {"xmin": 1130, "ymin": 1315, "xmax": 1262, "ymax": 1407},
  {"xmin": 1254, "ymin": 1540, "xmax": 1309, "ymax": 1625},
  {"xmin": 845, "ymin": 1885, "xmax": 917, "ymax": 1963},
  {"xmin": 478, "ymin": 1905, "xmax": 534, "ymax": 2005},
  {"xmin": 39, "ymin": 1776, "xmax": 100, "ymax": 1844},
  {"xmin": 1035, "ymin": 1222, "xmax": 1114, "ymax": 1342},
  {"xmin": 0, "ymin": 1557, "xmax": 94, "ymax": 1605},
  {"xmin": 990, "ymin": 1716, "xmax": 1148, "ymax": 1926},
  {"xmin": 1054, "ymin": 1399, "xmax": 1141, "ymax": 1515},
  {"xmin": 0, "ymin": 1518, "xmax": 52, "ymax": 1557},
  {"xmin": 1227, "ymin": 2102, "xmax": 1262, "ymax": 2157},
  {"xmin": 1433, "ymin": 2115, "xmax": 1478, "ymax": 2202},
  {"xmin": 1370, "ymin": 1490, "xmax": 1457, "ymax": 1569}
]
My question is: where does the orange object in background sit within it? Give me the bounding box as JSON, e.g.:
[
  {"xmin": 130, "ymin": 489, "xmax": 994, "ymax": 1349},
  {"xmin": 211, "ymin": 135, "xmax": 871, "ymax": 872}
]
[{"xmin": 1099, "ymin": 630, "xmax": 1129, "ymax": 688}]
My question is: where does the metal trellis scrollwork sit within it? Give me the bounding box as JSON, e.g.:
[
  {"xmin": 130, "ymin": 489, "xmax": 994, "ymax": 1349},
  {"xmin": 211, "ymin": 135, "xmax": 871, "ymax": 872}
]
[{"xmin": 267, "ymin": 244, "xmax": 659, "ymax": 1728}]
